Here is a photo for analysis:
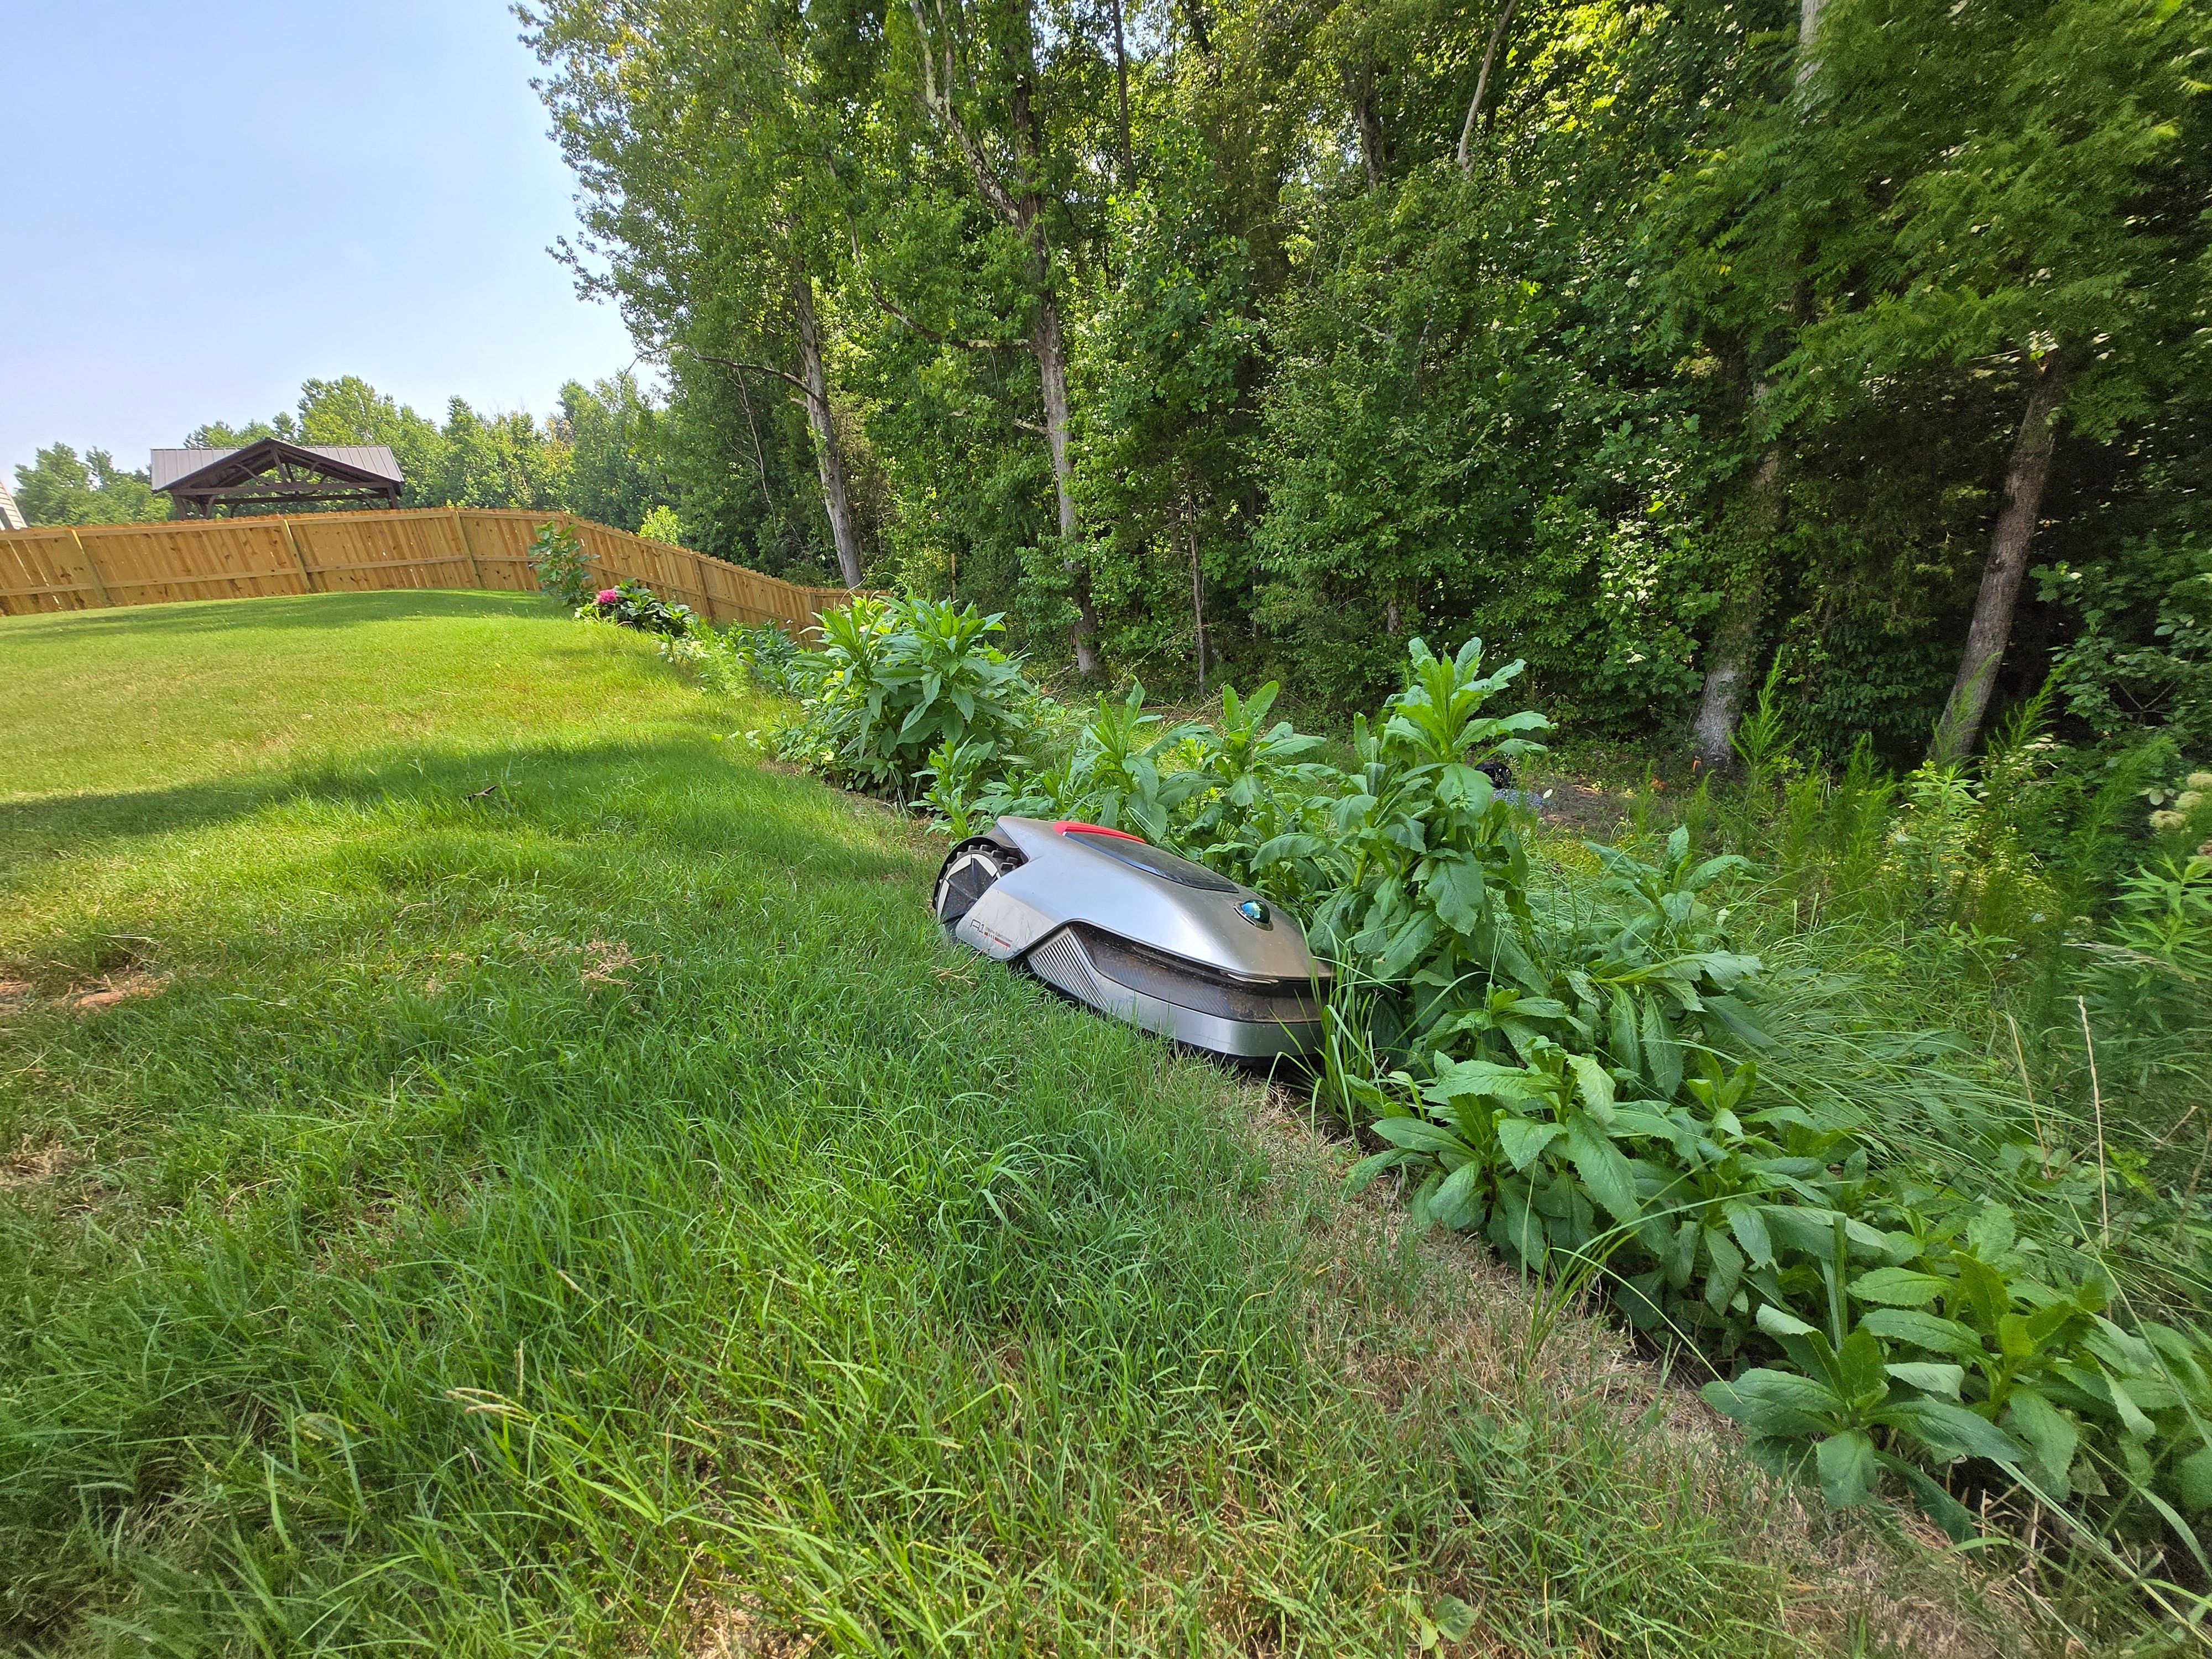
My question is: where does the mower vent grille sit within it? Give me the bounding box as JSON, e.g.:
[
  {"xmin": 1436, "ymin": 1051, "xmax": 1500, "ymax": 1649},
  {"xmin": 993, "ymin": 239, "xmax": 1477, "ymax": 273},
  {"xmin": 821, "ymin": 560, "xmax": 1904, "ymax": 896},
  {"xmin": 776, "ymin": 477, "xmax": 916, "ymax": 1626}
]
[
  {"xmin": 1074, "ymin": 925, "xmax": 1324, "ymax": 1025},
  {"xmin": 1026, "ymin": 928, "xmax": 1106, "ymax": 1007}
]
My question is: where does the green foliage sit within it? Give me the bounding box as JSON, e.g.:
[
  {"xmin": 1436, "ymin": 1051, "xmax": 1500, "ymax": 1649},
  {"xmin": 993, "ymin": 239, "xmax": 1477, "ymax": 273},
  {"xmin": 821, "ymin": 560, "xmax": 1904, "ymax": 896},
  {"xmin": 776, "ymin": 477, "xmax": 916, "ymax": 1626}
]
[
  {"xmin": 2080, "ymin": 854, "xmax": 2212, "ymax": 1097},
  {"xmin": 1655, "ymin": 735, "xmax": 2212, "ymax": 1579},
  {"xmin": 11, "ymin": 445, "xmax": 168, "ymax": 526},
  {"xmin": 585, "ymin": 577, "xmax": 695, "ymax": 637},
  {"xmin": 778, "ymin": 595, "xmax": 1036, "ymax": 795},
  {"xmin": 526, "ymin": 520, "xmax": 597, "ymax": 608},
  {"xmin": 559, "ymin": 373, "xmax": 672, "ymax": 534},
  {"xmin": 753, "ymin": 601, "xmax": 2212, "ymax": 1596},
  {"xmin": 2042, "ymin": 539, "xmax": 2212, "ymax": 753},
  {"xmin": 683, "ymin": 618, "xmax": 808, "ymax": 697},
  {"xmin": 1770, "ymin": 0, "xmax": 2201, "ymax": 442}
]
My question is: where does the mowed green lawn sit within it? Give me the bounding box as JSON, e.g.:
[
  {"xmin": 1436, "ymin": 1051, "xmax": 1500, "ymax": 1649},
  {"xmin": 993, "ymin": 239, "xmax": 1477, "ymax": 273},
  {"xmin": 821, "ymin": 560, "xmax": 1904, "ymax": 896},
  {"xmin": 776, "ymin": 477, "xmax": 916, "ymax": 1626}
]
[{"xmin": 0, "ymin": 592, "xmax": 1990, "ymax": 1657}]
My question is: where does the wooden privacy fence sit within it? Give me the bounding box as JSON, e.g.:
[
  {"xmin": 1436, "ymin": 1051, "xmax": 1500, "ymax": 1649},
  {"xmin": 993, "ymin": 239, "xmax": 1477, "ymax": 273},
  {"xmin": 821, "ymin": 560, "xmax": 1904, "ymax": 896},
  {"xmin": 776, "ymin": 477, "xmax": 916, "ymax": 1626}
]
[{"xmin": 0, "ymin": 508, "xmax": 851, "ymax": 635}]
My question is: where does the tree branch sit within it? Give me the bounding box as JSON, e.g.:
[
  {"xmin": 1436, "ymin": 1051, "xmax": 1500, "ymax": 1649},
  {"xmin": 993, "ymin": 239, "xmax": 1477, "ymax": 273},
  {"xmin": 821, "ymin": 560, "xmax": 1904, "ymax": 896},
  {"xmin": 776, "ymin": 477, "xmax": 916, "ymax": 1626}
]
[
  {"xmin": 1455, "ymin": 0, "xmax": 1519, "ymax": 171},
  {"xmin": 872, "ymin": 282, "xmax": 1023, "ymax": 351},
  {"xmin": 690, "ymin": 351, "xmax": 811, "ymax": 398},
  {"xmin": 842, "ymin": 220, "xmax": 1020, "ymax": 351},
  {"xmin": 906, "ymin": 0, "xmax": 1024, "ymax": 227}
]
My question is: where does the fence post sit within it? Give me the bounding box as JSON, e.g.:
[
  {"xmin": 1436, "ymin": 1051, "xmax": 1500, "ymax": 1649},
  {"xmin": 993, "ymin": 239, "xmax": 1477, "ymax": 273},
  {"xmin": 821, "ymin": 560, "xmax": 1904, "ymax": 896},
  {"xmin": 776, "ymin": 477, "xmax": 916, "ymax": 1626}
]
[
  {"xmin": 66, "ymin": 528, "xmax": 114, "ymax": 609},
  {"xmin": 450, "ymin": 509, "xmax": 485, "ymax": 588},
  {"xmin": 278, "ymin": 518, "xmax": 317, "ymax": 593}
]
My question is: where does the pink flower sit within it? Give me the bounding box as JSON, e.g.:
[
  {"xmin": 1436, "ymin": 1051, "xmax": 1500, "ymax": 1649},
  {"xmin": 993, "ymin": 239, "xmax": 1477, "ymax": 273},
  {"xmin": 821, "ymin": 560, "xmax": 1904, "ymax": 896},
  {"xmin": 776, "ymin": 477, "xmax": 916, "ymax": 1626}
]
[{"xmin": 596, "ymin": 589, "xmax": 620, "ymax": 604}]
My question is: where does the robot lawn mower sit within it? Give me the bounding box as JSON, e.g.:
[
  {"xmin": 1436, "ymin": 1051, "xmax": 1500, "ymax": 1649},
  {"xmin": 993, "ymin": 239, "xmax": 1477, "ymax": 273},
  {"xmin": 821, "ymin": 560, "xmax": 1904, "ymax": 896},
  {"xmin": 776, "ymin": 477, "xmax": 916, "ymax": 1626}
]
[{"xmin": 931, "ymin": 817, "xmax": 1329, "ymax": 1062}]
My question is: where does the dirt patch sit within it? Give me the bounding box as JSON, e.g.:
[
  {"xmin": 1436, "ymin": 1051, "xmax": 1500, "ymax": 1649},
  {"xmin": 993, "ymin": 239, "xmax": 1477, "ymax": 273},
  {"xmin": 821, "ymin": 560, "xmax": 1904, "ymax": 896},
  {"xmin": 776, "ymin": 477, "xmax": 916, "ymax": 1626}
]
[
  {"xmin": 1, "ymin": 951, "xmax": 171, "ymax": 1017},
  {"xmin": 1534, "ymin": 781, "xmax": 1636, "ymax": 837},
  {"xmin": 69, "ymin": 971, "xmax": 168, "ymax": 1014}
]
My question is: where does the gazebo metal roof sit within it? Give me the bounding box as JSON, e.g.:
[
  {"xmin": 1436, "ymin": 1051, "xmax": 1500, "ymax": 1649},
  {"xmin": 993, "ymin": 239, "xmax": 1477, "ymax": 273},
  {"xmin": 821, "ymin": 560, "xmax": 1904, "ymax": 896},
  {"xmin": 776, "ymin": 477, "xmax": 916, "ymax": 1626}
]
[{"xmin": 153, "ymin": 440, "xmax": 404, "ymax": 518}]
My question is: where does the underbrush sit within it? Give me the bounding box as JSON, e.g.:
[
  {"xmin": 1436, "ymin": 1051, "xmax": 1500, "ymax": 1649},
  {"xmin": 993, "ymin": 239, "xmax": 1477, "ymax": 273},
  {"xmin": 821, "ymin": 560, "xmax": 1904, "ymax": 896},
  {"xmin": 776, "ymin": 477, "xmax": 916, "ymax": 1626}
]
[{"xmin": 696, "ymin": 593, "xmax": 2212, "ymax": 1644}]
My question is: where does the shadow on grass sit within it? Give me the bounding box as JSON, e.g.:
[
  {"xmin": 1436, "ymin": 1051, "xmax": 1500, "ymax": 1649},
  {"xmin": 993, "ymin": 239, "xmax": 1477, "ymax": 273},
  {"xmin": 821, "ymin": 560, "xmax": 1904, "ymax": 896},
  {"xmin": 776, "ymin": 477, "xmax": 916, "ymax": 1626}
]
[
  {"xmin": 0, "ymin": 589, "xmax": 550, "ymax": 644},
  {"xmin": 0, "ymin": 733, "xmax": 917, "ymax": 883}
]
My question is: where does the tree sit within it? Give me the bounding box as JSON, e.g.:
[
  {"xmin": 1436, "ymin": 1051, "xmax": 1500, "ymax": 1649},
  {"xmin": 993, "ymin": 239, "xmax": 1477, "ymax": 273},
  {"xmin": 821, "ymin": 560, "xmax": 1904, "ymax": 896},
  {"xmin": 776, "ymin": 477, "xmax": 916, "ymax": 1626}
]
[
  {"xmin": 1253, "ymin": 0, "xmax": 1769, "ymax": 720},
  {"xmin": 559, "ymin": 373, "xmax": 671, "ymax": 534},
  {"xmin": 12, "ymin": 446, "xmax": 168, "ymax": 526},
  {"xmin": 527, "ymin": 0, "xmax": 874, "ymax": 586},
  {"xmin": 421, "ymin": 400, "xmax": 572, "ymax": 510},
  {"xmin": 1679, "ymin": 0, "xmax": 1828, "ymax": 770},
  {"xmin": 294, "ymin": 377, "xmax": 447, "ymax": 490},
  {"xmin": 1076, "ymin": 118, "xmax": 1264, "ymax": 693},
  {"xmin": 1767, "ymin": 0, "xmax": 2207, "ymax": 760},
  {"xmin": 895, "ymin": 0, "xmax": 1110, "ymax": 671}
]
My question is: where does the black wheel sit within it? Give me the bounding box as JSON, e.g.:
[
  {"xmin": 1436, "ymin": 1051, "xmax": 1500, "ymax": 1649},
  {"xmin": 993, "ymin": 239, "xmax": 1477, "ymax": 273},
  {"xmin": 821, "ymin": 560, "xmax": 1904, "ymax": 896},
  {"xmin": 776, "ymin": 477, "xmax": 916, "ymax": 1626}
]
[{"xmin": 932, "ymin": 836, "xmax": 1019, "ymax": 927}]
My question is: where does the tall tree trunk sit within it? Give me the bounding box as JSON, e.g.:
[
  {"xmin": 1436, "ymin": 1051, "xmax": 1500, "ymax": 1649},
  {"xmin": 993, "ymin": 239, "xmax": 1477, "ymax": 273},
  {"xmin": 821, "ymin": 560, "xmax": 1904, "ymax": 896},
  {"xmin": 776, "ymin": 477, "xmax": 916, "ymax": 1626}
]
[
  {"xmin": 907, "ymin": 0, "xmax": 1099, "ymax": 671},
  {"xmin": 1454, "ymin": 0, "xmax": 1517, "ymax": 170},
  {"xmin": 1354, "ymin": 50, "xmax": 1383, "ymax": 186},
  {"xmin": 1032, "ymin": 285, "xmax": 1100, "ymax": 674},
  {"xmin": 1796, "ymin": 0, "xmax": 1828, "ymax": 85},
  {"xmin": 1930, "ymin": 353, "xmax": 2067, "ymax": 761},
  {"xmin": 1690, "ymin": 0, "xmax": 1829, "ymax": 765},
  {"xmin": 1011, "ymin": 60, "xmax": 1100, "ymax": 676},
  {"xmin": 1691, "ymin": 444, "xmax": 1778, "ymax": 770},
  {"xmin": 1186, "ymin": 491, "xmax": 1208, "ymax": 694},
  {"xmin": 792, "ymin": 276, "xmax": 864, "ymax": 587},
  {"xmin": 1112, "ymin": 0, "xmax": 1132, "ymax": 185}
]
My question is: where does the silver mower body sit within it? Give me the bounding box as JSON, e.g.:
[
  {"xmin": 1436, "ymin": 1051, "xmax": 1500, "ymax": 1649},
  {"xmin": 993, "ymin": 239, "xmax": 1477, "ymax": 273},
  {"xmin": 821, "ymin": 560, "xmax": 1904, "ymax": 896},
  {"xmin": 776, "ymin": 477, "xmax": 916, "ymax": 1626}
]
[{"xmin": 931, "ymin": 816, "xmax": 1328, "ymax": 1061}]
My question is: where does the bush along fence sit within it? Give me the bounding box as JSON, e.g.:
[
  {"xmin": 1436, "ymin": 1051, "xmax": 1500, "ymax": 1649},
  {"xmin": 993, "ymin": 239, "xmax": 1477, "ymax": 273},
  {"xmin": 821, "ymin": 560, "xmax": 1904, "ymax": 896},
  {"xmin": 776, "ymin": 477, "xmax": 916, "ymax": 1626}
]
[
  {"xmin": 0, "ymin": 508, "xmax": 846, "ymax": 634},
  {"xmin": 644, "ymin": 588, "xmax": 2212, "ymax": 1620}
]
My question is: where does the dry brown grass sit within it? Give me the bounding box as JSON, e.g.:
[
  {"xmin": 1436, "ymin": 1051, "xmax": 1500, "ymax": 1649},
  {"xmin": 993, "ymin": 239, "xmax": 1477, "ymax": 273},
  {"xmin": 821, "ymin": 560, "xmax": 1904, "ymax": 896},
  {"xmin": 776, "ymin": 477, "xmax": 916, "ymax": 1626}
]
[
  {"xmin": 1244, "ymin": 1088, "xmax": 2030, "ymax": 1659},
  {"xmin": 0, "ymin": 1134, "xmax": 86, "ymax": 1192},
  {"xmin": 579, "ymin": 937, "xmax": 640, "ymax": 985},
  {"xmin": 686, "ymin": 1593, "xmax": 818, "ymax": 1658}
]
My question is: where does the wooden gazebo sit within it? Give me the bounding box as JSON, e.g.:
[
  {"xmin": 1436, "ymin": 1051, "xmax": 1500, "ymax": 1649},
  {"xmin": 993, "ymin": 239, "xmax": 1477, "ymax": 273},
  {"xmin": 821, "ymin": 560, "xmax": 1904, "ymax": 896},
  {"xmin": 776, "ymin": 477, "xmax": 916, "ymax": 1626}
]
[{"xmin": 152, "ymin": 440, "xmax": 404, "ymax": 518}]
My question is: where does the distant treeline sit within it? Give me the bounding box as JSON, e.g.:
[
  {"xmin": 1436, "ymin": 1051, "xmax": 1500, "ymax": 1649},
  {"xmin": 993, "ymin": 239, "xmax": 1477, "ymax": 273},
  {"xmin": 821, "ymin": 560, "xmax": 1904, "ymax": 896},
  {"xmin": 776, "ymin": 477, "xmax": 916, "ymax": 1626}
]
[{"xmin": 9, "ymin": 373, "xmax": 745, "ymax": 566}]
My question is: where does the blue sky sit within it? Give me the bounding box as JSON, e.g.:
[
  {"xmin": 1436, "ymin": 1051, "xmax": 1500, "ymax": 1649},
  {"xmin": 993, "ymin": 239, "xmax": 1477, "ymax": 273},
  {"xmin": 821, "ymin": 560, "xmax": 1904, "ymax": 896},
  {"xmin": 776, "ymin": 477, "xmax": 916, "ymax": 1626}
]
[{"xmin": 0, "ymin": 1, "xmax": 640, "ymax": 481}]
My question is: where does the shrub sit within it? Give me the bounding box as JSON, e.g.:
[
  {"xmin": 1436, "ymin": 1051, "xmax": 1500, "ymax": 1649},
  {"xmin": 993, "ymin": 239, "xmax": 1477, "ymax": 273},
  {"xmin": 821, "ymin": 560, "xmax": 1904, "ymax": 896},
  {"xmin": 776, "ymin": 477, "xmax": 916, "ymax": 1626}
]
[
  {"xmin": 729, "ymin": 619, "xmax": 809, "ymax": 694},
  {"xmin": 637, "ymin": 504, "xmax": 684, "ymax": 545},
  {"xmin": 664, "ymin": 619, "xmax": 808, "ymax": 697},
  {"xmin": 586, "ymin": 579, "xmax": 695, "ymax": 637},
  {"xmin": 778, "ymin": 596, "xmax": 1035, "ymax": 796},
  {"xmin": 528, "ymin": 521, "xmax": 596, "ymax": 608},
  {"xmin": 2042, "ymin": 536, "xmax": 2212, "ymax": 753}
]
